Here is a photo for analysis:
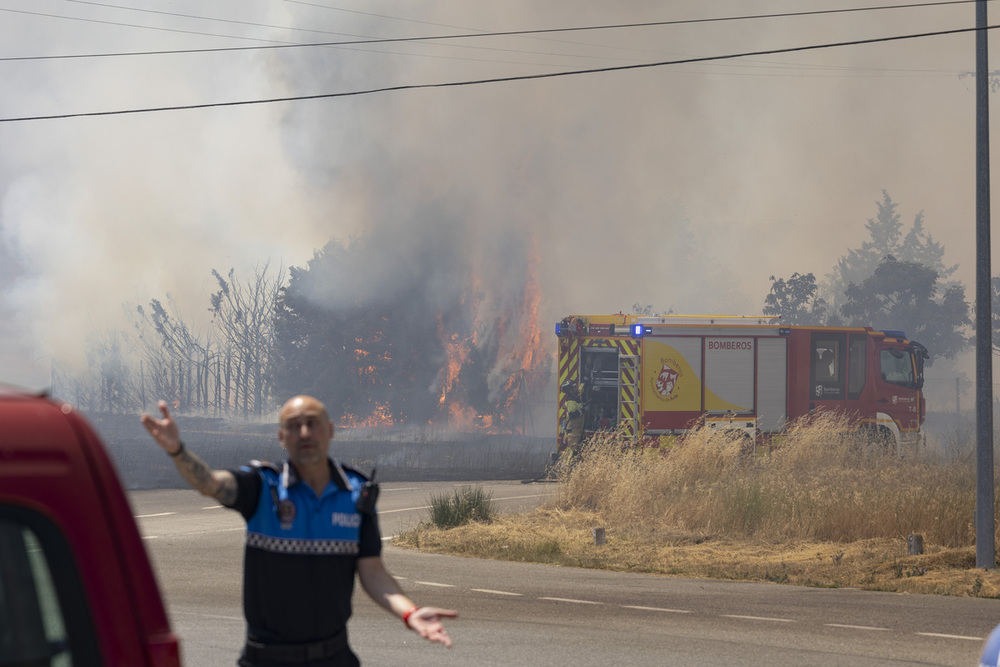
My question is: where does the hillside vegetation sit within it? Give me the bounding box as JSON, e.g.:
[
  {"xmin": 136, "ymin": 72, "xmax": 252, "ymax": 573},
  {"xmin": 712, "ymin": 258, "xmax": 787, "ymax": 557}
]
[{"xmin": 396, "ymin": 413, "xmax": 1000, "ymax": 597}]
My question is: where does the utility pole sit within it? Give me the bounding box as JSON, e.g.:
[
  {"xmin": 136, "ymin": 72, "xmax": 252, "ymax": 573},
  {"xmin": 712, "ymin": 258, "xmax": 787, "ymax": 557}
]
[{"xmin": 975, "ymin": 0, "xmax": 995, "ymax": 570}]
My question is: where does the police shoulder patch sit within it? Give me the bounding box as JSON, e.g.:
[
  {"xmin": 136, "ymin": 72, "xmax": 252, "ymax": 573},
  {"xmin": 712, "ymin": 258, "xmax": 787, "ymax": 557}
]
[
  {"xmin": 340, "ymin": 462, "xmax": 372, "ymax": 481},
  {"xmin": 247, "ymin": 459, "xmax": 281, "ymax": 474}
]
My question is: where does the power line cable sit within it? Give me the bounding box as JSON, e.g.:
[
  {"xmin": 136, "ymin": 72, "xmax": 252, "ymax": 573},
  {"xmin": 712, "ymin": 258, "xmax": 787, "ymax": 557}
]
[
  {"xmin": 0, "ymin": 6, "xmax": 289, "ymax": 45},
  {"xmin": 282, "ymin": 0, "xmax": 983, "ymax": 29},
  {"xmin": 58, "ymin": 0, "xmax": 375, "ymax": 39},
  {"xmin": 0, "ymin": 8, "xmax": 672, "ymax": 70},
  {"xmin": 2, "ymin": 22, "xmax": 996, "ymax": 124},
  {"xmin": 282, "ymin": 0, "xmax": 478, "ymax": 30},
  {"xmin": 0, "ymin": 0, "xmax": 985, "ymax": 62},
  {"xmin": 5, "ymin": 4, "xmax": 621, "ymax": 70}
]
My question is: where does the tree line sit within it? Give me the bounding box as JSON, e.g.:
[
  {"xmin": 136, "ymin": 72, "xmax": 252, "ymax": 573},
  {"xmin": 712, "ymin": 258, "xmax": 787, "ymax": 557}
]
[
  {"xmin": 761, "ymin": 190, "xmax": 973, "ymax": 364},
  {"xmin": 52, "ymin": 232, "xmax": 549, "ymax": 429},
  {"xmin": 54, "ymin": 262, "xmax": 285, "ymax": 419},
  {"xmin": 51, "ymin": 190, "xmax": 984, "ymax": 419}
]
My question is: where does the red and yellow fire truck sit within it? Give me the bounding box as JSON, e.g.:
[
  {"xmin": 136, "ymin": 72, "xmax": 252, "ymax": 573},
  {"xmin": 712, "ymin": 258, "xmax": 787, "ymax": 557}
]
[{"xmin": 555, "ymin": 314, "xmax": 929, "ymax": 456}]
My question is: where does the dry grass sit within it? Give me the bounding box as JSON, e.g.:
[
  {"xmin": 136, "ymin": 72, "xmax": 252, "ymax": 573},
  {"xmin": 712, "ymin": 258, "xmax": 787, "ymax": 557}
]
[{"xmin": 395, "ymin": 413, "xmax": 1000, "ymax": 597}]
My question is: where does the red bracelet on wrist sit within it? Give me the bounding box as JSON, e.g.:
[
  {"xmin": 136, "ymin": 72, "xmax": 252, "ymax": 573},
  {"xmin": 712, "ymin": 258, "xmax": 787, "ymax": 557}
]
[{"xmin": 402, "ymin": 606, "xmax": 419, "ymax": 628}]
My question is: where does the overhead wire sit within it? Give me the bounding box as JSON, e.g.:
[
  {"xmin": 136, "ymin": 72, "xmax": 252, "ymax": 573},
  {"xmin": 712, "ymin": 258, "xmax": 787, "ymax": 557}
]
[
  {"xmin": 0, "ymin": 6, "xmax": 288, "ymax": 45},
  {"xmin": 57, "ymin": 0, "xmax": 393, "ymax": 41},
  {"xmin": 0, "ymin": 0, "xmax": 987, "ymax": 62},
  {"xmin": 281, "ymin": 0, "xmax": 479, "ymax": 31},
  {"xmin": 1, "ymin": 22, "xmax": 996, "ymax": 124},
  {"xmin": 279, "ymin": 0, "xmax": 983, "ymax": 32},
  {"xmin": 0, "ymin": 5, "xmax": 665, "ymax": 71},
  {"xmin": 0, "ymin": 8, "xmax": 674, "ymax": 70}
]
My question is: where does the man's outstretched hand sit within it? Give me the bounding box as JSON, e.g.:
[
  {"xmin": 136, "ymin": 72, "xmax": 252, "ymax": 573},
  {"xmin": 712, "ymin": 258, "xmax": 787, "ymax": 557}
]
[
  {"xmin": 140, "ymin": 400, "xmax": 181, "ymax": 454},
  {"xmin": 408, "ymin": 607, "xmax": 458, "ymax": 648}
]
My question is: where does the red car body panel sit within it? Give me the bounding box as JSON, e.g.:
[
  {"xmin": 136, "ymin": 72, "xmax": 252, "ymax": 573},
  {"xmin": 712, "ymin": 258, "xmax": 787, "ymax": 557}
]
[{"xmin": 0, "ymin": 387, "xmax": 181, "ymax": 666}]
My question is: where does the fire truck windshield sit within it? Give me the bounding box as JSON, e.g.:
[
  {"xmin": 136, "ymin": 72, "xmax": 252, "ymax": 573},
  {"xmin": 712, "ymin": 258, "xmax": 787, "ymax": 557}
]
[{"xmin": 879, "ymin": 345, "xmax": 925, "ymax": 390}]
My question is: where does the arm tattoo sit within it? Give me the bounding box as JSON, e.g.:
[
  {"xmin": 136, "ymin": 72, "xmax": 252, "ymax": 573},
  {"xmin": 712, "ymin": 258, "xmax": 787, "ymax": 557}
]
[
  {"xmin": 214, "ymin": 476, "xmax": 238, "ymax": 506},
  {"xmin": 172, "ymin": 448, "xmax": 224, "ymax": 498}
]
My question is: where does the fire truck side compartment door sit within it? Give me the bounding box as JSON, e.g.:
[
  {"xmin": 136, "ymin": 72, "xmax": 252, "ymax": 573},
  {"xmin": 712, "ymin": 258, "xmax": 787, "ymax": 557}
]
[
  {"xmin": 641, "ymin": 337, "xmax": 703, "ymax": 430},
  {"xmin": 704, "ymin": 337, "xmax": 754, "ymax": 413},
  {"xmin": 757, "ymin": 337, "xmax": 787, "ymax": 433}
]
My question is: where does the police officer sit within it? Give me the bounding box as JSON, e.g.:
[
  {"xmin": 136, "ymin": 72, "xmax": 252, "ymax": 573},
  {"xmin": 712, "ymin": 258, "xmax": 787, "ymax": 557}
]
[{"xmin": 141, "ymin": 395, "xmax": 456, "ymax": 666}]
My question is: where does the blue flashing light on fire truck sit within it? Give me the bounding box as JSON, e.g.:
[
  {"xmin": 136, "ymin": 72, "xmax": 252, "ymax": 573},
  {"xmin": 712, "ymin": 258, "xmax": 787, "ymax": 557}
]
[{"xmin": 555, "ymin": 314, "xmax": 929, "ymax": 456}]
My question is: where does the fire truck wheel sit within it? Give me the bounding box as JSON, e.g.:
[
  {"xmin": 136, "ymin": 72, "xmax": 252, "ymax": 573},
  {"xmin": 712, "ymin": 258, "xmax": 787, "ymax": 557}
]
[{"xmin": 857, "ymin": 426, "xmax": 894, "ymax": 457}]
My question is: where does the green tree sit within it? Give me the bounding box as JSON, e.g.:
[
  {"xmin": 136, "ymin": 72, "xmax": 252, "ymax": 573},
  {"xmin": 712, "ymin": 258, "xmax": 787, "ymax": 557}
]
[
  {"xmin": 822, "ymin": 190, "xmax": 958, "ymax": 319},
  {"xmin": 762, "ymin": 272, "xmax": 828, "ymax": 325},
  {"xmin": 840, "ymin": 257, "xmax": 970, "ymax": 362}
]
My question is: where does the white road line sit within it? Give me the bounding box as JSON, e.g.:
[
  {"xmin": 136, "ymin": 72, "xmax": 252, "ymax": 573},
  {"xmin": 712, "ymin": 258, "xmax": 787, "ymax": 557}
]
[
  {"xmin": 382, "ymin": 487, "xmax": 419, "ymax": 492},
  {"xmin": 379, "ymin": 493, "xmax": 552, "ymax": 515},
  {"xmin": 723, "ymin": 615, "xmax": 795, "ymax": 623},
  {"xmin": 825, "ymin": 624, "xmax": 889, "ymax": 631},
  {"xmin": 623, "ymin": 605, "xmax": 692, "ymax": 614},
  {"xmin": 540, "ymin": 597, "xmax": 603, "ymax": 605},
  {"xmin": 471, "ymin": 589, "xmax": 524, "ymax": 596},
  {"xmin": 915, "ymin": 632, "xmax": 983, "ymax": 641},
  {"xmin": 201, "ymin": 505, "xmax": 224, "ymax": 510},
  {"xmin": 379, "ymin": 505, "xmax": 432, "ymax": 514},
  {"xmin": 154, "ymin": 527, "xmax": 243, "ymax": 537},
  {"xmin": 170, "ymin": 610, "xmax": 243, "ymax": 621},
  {"xmin": 135, "ymin": 512, "xmax": 176, "ymax": 518},
  {"xmin": 414, "ymin": 581, "xmax": 457, "ymax": 588},
  {"xmin": 142, "ymin": 535, "xmax": 159, "ymax": 540}
]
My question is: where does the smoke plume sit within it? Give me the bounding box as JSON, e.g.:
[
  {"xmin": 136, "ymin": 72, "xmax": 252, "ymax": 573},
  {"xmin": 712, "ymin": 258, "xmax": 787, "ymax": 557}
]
[{"xmin": 0, "ymin": 1, "xmax": 985, "ymax": 405}]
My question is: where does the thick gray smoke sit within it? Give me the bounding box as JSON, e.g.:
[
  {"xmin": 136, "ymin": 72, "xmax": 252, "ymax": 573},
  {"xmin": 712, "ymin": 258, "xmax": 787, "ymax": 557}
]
[{"xmin": 0, "ymin": 1, "xmax": 986, "ymax": 395}]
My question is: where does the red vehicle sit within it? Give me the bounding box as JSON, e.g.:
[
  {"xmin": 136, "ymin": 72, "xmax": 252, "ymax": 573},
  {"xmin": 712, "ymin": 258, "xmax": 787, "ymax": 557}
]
[
  {"xmin": 0, "ymin": 385, "xmax": 181, "ymax": 666},
  {"xmin": 555, "ymin": 314, "xmax": 929, "ymax": 455}
]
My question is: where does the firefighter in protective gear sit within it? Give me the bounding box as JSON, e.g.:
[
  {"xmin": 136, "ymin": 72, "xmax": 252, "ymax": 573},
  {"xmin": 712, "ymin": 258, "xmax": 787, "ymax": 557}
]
[{"xmin": 558, "ymin": 381, "xmax": 585, "ymax": 455}]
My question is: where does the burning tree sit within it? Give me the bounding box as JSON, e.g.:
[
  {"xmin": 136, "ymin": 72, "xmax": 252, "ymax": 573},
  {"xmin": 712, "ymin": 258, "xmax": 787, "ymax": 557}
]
[{"xmin": 271, "ymin": 229, "xmax": 549, "ymax": 434}]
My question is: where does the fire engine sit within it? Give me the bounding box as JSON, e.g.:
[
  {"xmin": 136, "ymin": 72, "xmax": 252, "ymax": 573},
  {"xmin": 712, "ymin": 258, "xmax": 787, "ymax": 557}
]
[{"xmin": 555, "ymin": 314, "xmax": 929, "ymax": 456}]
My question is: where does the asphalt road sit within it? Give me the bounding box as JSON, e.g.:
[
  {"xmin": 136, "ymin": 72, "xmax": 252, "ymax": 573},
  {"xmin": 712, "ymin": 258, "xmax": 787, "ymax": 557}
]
[{"xmin": 132, "ymin": 482, "xmax": 1000, "ymax": 667}]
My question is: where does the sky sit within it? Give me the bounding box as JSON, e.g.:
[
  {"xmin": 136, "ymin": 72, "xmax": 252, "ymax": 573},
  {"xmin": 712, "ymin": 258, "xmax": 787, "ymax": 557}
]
[{"xmin": 0, "ymin": 0, "xmax": 995, "ymax": 410}]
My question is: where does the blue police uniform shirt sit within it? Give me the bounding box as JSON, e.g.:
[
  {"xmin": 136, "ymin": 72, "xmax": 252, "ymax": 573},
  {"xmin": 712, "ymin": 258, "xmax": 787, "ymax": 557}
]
[
  {"xmin": 225, "ymin": 458, "xmax": 381, "ymax": 645},
  {"xmin": 981, "ymin": 623, "xmax": 1000, "ymax": 667}
]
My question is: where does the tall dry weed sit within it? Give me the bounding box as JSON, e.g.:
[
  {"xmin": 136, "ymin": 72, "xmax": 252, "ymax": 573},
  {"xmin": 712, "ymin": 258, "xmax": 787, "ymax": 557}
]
[{"xmin": 553, "ymin": 416, "xmax": 985, "ymax": 548}]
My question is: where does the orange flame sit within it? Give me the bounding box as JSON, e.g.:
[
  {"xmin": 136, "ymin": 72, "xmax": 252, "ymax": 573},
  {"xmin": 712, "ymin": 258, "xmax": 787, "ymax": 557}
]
[
  {"xmin": 339, "ymin": 402, "xmax": 395, "ymax": 428},
  {"xmin": 336, "ymin": 234, "xmax": 547, "ymax": 434}
]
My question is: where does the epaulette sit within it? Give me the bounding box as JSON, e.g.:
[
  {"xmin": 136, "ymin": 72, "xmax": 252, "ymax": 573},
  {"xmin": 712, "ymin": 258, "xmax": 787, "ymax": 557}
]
[
  {"xmin": 340, "ymin": 462, "xmax": 373, "ymax": 481},
  {"xmin": 246, "ymin": 459, "xmax": 281, "ymax": 474}
]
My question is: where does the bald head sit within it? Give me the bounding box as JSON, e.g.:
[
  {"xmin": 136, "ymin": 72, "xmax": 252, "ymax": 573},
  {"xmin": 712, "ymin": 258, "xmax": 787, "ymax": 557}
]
[
  {"xmin": 279, "ymin": 395, "xmax": 330, "ymax": 427},
  {"xmin": 278, "ymin": 395, "xmax": 334, "ymax": 467}
]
